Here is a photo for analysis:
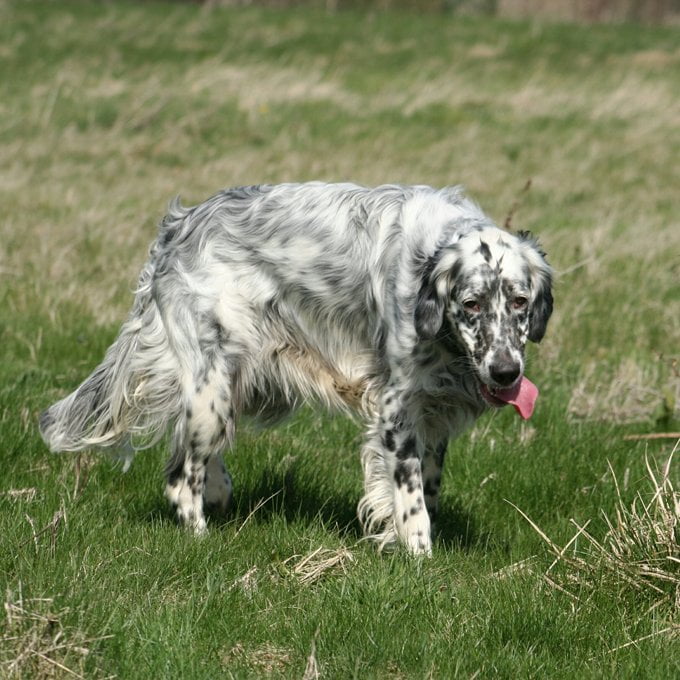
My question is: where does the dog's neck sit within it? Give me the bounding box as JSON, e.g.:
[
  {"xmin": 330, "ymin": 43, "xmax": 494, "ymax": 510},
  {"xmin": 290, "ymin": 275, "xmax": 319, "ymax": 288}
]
[
  {"xmin": 428, "ymin": 324, "xmax": 487, "ymax": 415},
  {"xmin": 434, "ymin": 322, "xmax": 467, "ymax": 365}
]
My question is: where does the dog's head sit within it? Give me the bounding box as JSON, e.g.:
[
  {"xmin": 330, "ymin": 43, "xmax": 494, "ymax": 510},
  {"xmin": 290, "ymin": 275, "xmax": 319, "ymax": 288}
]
[{"xmin": 415, "ymin": 226, "xmax": 553, "ymax": 406}]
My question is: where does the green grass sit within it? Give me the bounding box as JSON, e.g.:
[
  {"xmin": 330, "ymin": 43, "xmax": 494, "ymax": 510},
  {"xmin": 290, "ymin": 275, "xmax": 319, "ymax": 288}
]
[{"xmin": 1, "ymin": 1, "xmax": 679, "ymax": 677}]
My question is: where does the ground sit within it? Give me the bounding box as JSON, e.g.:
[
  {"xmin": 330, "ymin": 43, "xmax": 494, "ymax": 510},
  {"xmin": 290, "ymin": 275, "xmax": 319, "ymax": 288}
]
[{"xmin": 1, "ymin": 2, "xmax": 679, "ymax": 677}]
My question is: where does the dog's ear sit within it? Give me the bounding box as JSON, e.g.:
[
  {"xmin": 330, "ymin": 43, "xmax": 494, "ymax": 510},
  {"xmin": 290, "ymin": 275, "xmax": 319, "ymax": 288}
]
[
  {"xmin": 414, "ymin": 277, "xmax": 445, "ymax": 339},
  {"xmin": 529, "ymin": 273, "xmax": 553, "ymax": 343},
  {"xmin": 414, "ymin": 246, "xmax": 459, "ymax": 340},
  {"xmin": 518, "ymin": 231, "xmax": 554, "ymax": 343}
]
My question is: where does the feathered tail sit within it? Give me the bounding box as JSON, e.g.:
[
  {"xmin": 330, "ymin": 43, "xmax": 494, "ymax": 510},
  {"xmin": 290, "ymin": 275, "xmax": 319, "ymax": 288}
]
[{"xmin": 39, "ymin": 238, "xmax": 181, "ymax": 457}]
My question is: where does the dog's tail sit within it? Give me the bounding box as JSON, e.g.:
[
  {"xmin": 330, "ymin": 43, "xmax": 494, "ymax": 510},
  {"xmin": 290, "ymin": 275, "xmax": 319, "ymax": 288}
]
[{"xmin": 39, "ymin": 234, "xmax": 181, "ymax": 459}]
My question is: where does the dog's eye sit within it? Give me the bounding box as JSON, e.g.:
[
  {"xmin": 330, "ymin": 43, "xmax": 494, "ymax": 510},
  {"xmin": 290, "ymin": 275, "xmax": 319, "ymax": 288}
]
[
  {"xmin": 512, "ymin": 296, "xmax": 528, "ymax": 310},
  {"xmin": 463, "ymin": 300, "xmax": 481, "ymax": 313}
]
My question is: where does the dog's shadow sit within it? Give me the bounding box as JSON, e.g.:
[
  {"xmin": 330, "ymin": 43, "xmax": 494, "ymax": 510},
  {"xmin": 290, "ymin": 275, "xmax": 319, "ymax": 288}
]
[
  {"xmin": 435, "ymin": 501, "xmax": 489, "ymax": 550},
  {"xmin": 218, "ymin": 462, "xmax": 487, "ymax": 551},
  {"xmin": 139, "ymin": 458, "xmax": 488, "ymax": 550},
  {"xmin": 226, "ymin": 462, "xmax": 362, "ymax": 540}
]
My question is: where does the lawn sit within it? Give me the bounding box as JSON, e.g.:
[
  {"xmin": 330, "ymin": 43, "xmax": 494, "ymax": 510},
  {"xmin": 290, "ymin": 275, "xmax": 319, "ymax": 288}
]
[{"xmin": 1, "ymin": 1, "xmax": 679, "ymax": 677}]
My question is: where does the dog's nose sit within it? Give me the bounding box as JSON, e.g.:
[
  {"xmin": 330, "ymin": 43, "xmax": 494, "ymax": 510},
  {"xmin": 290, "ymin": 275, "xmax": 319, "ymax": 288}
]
[{"xmin": 489, "ymin": 360, "xmax": 521, "ymax": 387}]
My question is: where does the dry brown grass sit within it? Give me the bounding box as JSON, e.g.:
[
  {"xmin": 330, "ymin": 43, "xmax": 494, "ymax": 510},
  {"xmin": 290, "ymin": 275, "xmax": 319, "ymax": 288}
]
[
  {"xmin": 200, "ymin": 1, "xmax": 680, "ymax": 24},
  {"xmin": 6, "ymin": 62, "xmax": 678, "ymax": 329},
  {"xmin": 497, "ymin": 0, "xmax": 679, "ymax": 23},
  {"xmin": 282, "ymin": 546, "xmax": 356, "ymax": 585},
  {"xmin": 512, "ymin": 442, "xmax": 680, "ymax": 613},
  {"xmin": 221, "ymin": 641, "xmax": 293, "ymax": 675},
  {"xmin": 1, "ymin": 585, "xmax": 111, "ymax": 679},
  {"xmin": 301, "ymin": 632, "xmax": 320, "ymax": 680},
  {"xmin": 569, "ymin": 357, "xmax": 679, "ymax": 423}
]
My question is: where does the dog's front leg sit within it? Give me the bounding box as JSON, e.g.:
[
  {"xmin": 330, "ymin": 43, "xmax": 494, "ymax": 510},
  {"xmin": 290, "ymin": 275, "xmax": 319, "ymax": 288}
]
[
  {"xmin": 379, "ymin": 394, "xmax": 431, "ymax": 555},
  {"xmin": 392, "ymin": 432, "xmax": 431, "ymax": 555},
  {"xmin": 360, "ymin": 388, "xmax": 432, "ymax": 555}
]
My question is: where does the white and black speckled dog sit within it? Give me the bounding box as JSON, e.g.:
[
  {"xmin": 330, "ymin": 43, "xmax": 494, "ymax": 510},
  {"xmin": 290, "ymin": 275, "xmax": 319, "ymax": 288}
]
[{"xmin": 40, "ymin": 182, "xmax": 552, "ymax": 554}]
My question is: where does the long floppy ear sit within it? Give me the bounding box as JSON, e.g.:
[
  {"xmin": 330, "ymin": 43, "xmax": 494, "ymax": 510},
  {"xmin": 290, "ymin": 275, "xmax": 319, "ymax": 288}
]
[
  {"xmin": 529, "ymin": 272, "xmax": 553, "ymax": 343},
  {"xmin": 414, "ymin": 277, "xmax": 445, "ymax": 339},
  {"xmin": 518, "ymin": 231, "xmax": 554, "ymax": 343},
  {"xmin": 414, "ymin": 246, "xmax": 459, "ymax": 340}
]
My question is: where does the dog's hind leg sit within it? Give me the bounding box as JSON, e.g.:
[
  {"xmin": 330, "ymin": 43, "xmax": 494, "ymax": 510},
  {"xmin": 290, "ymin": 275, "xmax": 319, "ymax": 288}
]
[
  {"xmin": 164, "ymin": 311, "xmax": 236, "ymax": 534},
  {"xmin": 164, "ymin": 374, "xmax": 235, "ymax": 534},
  {"xmin": 165, "ymin": 370, "xmax": 236, "ymax": 534}
]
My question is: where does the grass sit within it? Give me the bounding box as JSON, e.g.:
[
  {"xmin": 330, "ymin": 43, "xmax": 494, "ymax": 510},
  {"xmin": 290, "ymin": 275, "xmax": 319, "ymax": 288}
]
[
  {"xmin": 1, "ymin": 1, "xmax": 679, "ymax": 676},
  {"xmin": 513, "ymin": 445, "xmax": 680, "ymax": 612}
]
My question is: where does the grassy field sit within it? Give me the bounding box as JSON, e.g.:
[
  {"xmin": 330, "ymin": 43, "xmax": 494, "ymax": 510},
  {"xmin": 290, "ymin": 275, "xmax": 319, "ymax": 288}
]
[{"xmin": 1, "ymin": 1, "xmax": 679, "ymax": 677}]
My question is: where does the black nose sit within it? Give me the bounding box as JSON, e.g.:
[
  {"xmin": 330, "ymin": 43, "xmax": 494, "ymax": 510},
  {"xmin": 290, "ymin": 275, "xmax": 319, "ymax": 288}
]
[{"xmin": 489, "ymin": 360, "xmax": 521, "ymax": 387}]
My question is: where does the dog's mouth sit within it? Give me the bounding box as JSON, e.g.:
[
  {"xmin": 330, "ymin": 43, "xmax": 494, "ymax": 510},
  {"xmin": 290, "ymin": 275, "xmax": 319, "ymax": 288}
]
[{"xmin": 478, "ymin": 378, "xmax": 538, "ymax": 420}]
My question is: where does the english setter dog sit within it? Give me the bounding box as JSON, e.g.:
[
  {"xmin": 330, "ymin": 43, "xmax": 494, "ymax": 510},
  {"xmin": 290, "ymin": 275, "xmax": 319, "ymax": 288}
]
[{"xmin": 40, "ymin": 182, "xmax": 553, "ymax": 555}]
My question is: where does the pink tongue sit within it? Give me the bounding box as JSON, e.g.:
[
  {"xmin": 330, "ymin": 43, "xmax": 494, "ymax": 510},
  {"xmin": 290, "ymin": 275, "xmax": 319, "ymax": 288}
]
[{"xmin": 495, "ymin": 377, "xmax": 539, "ymax": 420}]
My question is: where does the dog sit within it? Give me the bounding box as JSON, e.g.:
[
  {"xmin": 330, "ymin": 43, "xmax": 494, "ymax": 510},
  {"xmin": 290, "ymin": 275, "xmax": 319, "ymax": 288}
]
[{"xmin": 40, "ymin": 182, "xmax": 553, "ymax": 555}]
